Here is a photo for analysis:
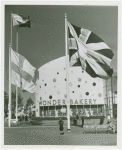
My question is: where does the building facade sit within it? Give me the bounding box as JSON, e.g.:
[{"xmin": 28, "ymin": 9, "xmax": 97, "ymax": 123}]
[{"xmin": 36, "ymin": 56, "xmax": 107, "ymax": 117}]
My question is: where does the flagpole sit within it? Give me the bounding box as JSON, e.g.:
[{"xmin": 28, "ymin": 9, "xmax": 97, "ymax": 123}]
[
  {"xmin": 16, "ymin": 23, "xmax": 19, "ymax": 121},
  {"xmin": 9, "ymin": 43, "xmax": 12, "ymax": 127},
  {"xmin": 10, "ymin": 11, "xmax": 12, "ymax": 48},
  {"xmin": 65, "ymin": 13, "xmax": 70, "ymax": 131},
  {"xmin": 8, "ymin": 12, "xmax": 12, "ymax": 127}
]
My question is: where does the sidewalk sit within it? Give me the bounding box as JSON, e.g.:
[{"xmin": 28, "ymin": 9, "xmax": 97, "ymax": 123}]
[{"xmin": 4, "ymin": 126, "xmax": 117, "ymax": 145}]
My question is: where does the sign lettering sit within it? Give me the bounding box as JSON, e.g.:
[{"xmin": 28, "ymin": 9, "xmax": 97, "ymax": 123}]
[
  {"xmin": 58, "ymin": 99, "xmax": 61, "ymax": 105},
  {"xmin": 39, "ymin": 99, "xmax": 103, "ymax": 106}
]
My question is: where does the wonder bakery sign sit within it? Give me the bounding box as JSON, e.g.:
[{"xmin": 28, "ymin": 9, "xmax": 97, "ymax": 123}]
[{"xmin": 38, "ymin": 99, "xmax": 104, "ymax": 106}]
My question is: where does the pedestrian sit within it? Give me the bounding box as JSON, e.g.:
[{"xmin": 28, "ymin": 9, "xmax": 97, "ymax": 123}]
[
  {"xmin": 86, "ymin": 111, "xmax": 90, "ymax": 120},
  {"xmin": 59, "ymin": 118, "xmax": 64, "ymax": 135},
  {"xmin": 108, "ymin": 121, "xmax": 115, "ymax": 134},
  {"xmin": 99, "ymin": 112, "xmax": 103, "ymax": 125},
  {"xmin": 107, "ymin": 114, "xmax": 111, "ymax": 124},
  {"xmin": 81, "ymin": 117, "xmax": 84, "ymax": 127}
]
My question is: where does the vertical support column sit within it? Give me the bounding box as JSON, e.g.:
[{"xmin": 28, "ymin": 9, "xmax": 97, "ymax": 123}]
[
  {"xmin": 48, "ymin": 105, "xmax": 49, "ymax": 117},
  {"xmin": 97, "ymin": 104, "xmax": 98, "ymax": 115},
  {"xmin": 106, "ymin": 79, "xmax": 108, "ymax": 116},
  {"xmin": 111, "ymin": 76, "xmax": 113, "ymax": 118},
  {"xmin": 76, "ymin": 105, "xmax": 77, "ymax": 115},
  {"xmin": 83, "ymin": 104, "xmax": 84, "ymax": 115},
  {"xmin": 62, "ymin": 104, "xmax": 63, "ymax": 117},
  {"xmin": 43, "ymin": 106, "xmax": 44, "ymax": 118}
]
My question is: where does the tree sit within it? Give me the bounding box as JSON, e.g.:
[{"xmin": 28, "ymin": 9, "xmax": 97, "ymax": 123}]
[
  {"xmin": 25, "ymin": 98, "xmax": 34, "ymax": 116},
  {"xmin": 11, "ymin": 91, "xmax": 24, "ymax": 112},
  {"xmin": 4, "ymin": 92, "xmax": 8, "ymax": 117},
  {"xmin": 25, "ymin": 98, "xmax": 34, "ymax": 108},
  {"xmin": 4, "ymin": 91, "xmax": 24, "ymax": 118}
]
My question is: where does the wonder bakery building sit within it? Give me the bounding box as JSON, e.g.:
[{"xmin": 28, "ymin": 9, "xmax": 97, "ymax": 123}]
[{"xmin": 36, "ymin": 56, "xmax": 117, "ymax": 118}]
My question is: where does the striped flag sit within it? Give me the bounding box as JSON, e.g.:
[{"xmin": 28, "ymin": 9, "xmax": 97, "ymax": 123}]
[
  {"xmin": 67, "ymin": 21, "xmax": 114, "ymax": 79},
  {"xmin": 11, "ymin": 13, "xmax": 31, "ymax": 28},
  {"xmin": 11, "ymin": 49, "xmax": 38, "ymax": 93}
]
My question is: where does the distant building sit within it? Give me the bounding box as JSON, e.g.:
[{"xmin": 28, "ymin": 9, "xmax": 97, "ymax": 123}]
[{"xmin": 103, "ymin": 72, "xmax": 117, "ymax": 118}]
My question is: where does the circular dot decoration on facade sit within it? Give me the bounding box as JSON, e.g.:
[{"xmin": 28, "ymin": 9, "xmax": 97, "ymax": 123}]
[
  {"xmin": 57, "ymin": 91, "xmax": 60, "ymax": 94},
  {"xmin": 69, "ymin": 82, "xmax": 72, "ymax": 86},
  {"xmin": 57, "ymin": 72, "xmax": 59, "ymax": 74},
  {"xmin": 49, "ymin": 95, "xmax": 52, "ymax": 99},
  {"xmin": 85, "ymin": 81, "xmax": 87, "ymax": 83},
  {"xmin": 86, "ymin": 92, "xmax": 89, "ymax": 96},
  {"xmin": 53, "ymin": 78, "xmax": 56, "ymax": 82},
  {"xmin": 72, "ymin": 91, "xmax": 74, "ymax": 93},
  {"xmin": 64, "ymin": 68, "xmax": 65, "ymax": 70},
  {"xmin": 45, "ymin": 83, "xmax": 47, "ymax": 86},
  {"xmin": 40, "ymin": 97, "xmax": 42, "ymax": 100},
  {"xmin": 54, "ymin": 86, "xmax": 56, "ymax": 88},
  {"xmin": 40, "ymin": 86, "xmax": 41, "ymax": 88},
  {"xmin": 82, "ymin": 71, "xmax": 84, "ymax": 73},
  {"xmin": 64, "ymin": 94, "xmax": 67, "ymax": 98},
  {"xmin": 98, "ymin": 93, "xmax": 102, "ymax": 97},
  {"xmin": 78, "ymin": 85, "xmax": 80, "ymax": 88},
  {"xmin": 42, "ymin": 80, "xmax": 44, "ymax": 82},
  {"xmin": 78, "ymin": 78, "xmax": 81, "ymax": 82},
  {"xmin": 65, "ymin": 78, "xmax": 67, "ymax": 81},
  {"xmin": 93, "ymin": 82, "xmax": 96, "ymax": 86}
]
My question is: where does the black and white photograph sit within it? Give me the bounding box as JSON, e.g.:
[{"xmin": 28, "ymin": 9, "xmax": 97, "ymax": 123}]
[{"xmin": 2, "ymin": 1, "xmax": 121, "ymax": 147}]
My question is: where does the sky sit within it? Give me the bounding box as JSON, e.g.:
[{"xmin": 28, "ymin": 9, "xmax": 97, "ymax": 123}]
[{"xmin": 4, "ymin": 5, "xmax": 118, "ymax": 104}]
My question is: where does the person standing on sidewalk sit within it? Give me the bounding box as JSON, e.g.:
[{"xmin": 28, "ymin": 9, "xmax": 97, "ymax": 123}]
[
  {"xmin": 107, "ymin": 114, "xmax": 111, "ymax": 124},
  {"xmin": 59, "ymin": 118, "xmax": 64, "ymax": 135},
  {"xmin": 81, "ymin": 117, "xmax": 84, "ymax": 127}
]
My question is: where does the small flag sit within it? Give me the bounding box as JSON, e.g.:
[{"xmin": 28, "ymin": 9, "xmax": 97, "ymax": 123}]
[
  {"xmin": 67, "ymin": 21, "xmax": 114, "ymax": 79},
  {"xmin": 11, "ymin": 13, "xmax": 31, "ymax": 28},
  {"xmin": 11, "ymin": 49, "xmax": 38, "ymax": 93}
]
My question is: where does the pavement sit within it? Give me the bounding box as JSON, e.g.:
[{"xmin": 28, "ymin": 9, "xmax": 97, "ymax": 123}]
[{"xmin": 4, "ymin": 126, "xmax": 117, "ymax": 145}]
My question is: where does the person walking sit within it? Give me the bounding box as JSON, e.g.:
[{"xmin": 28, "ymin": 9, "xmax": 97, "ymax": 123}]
[
  {"xmin": 99, "ymin": 112, "xmax": 103, "ymax": 125},
  {"xmin": 107, "ymin": 114, "xmax": 111, "ymax": 124},
  {"xmin": 86, "ymin": 111, "xmax": 90, "ymax": 120},
  {"xmin": 59, "ymin": 118, "xmax": 64, "ymax": 135},
  {"xmin": 81, "ymin": 117, "xmax": 84, "ymax": 127}
]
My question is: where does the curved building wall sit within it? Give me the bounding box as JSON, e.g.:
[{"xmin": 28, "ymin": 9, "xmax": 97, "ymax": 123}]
[{"xmin": 36, "ymin": 56, "xmax": 104, "ymax": 117}]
